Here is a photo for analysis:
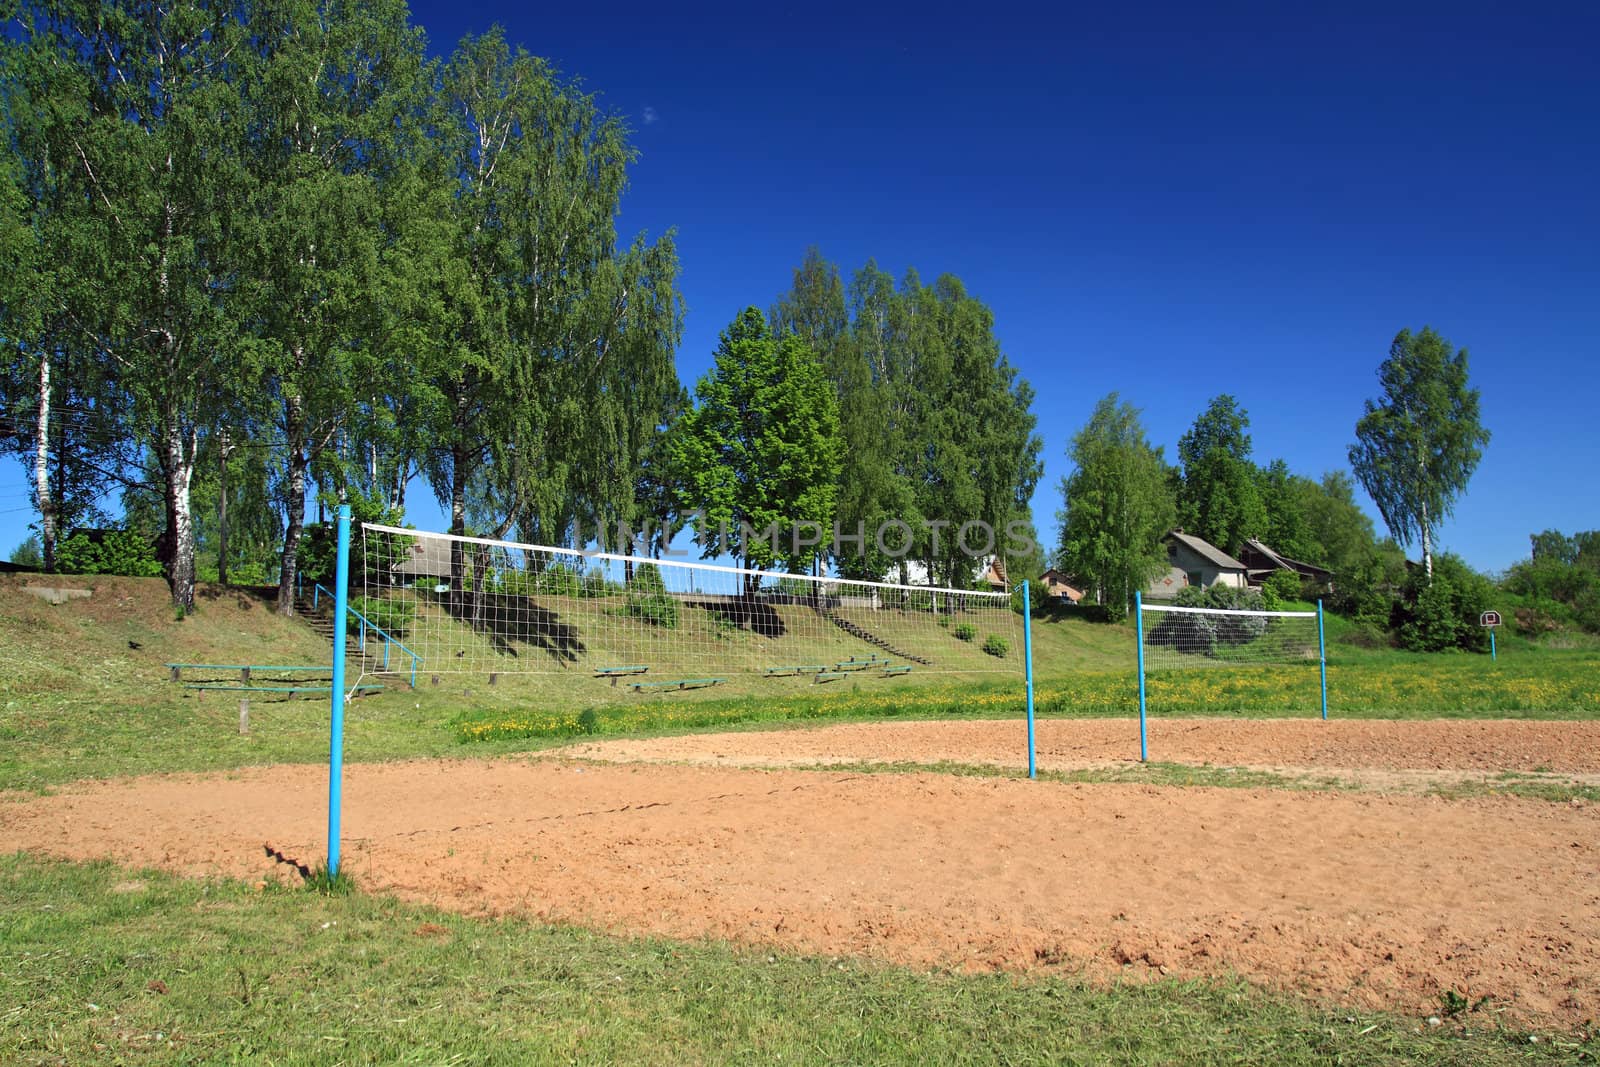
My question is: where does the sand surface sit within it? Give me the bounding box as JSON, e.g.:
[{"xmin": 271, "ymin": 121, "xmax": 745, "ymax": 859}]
[{"xmin": 4, "ymin": 718, "xmax": 1597, "ymax": 1028}]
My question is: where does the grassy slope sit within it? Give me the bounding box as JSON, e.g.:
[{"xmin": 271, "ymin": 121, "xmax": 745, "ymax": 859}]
[
  {"xmin": 3, "ymin": 575, "xmax": 1598, "ymax": 788},
  {"xmin": 0, "ymin": 855, "xmax": 1585, "ymax": 1066}
]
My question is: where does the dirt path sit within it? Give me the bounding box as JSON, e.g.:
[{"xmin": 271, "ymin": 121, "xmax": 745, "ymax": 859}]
[
  {"xmin": 567, "ymin": 717, "xmax": 1600, "ymax": 777},
  {"xmin": 4, "ymin": 741, "xmax": 1597, "ymax": 1028}
]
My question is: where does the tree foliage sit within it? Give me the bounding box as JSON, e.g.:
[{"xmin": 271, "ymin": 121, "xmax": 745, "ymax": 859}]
[
  {"xmin": 669, "ymin": 308, "xmax": 843, "ymax": 583},
  {"xmin": 1504, "ymin": 529, "xmax": 1600, "ymax": 634},
  {"xmin": 1349, "ymin": 327, "xmax": 1489, "ymax": 581},
  {"xmin": 1392, "ymin": 553, "xmax": 1492, "ymax": 652},
  {"xmin": 1055, "ymin": 395, "xmax": 1176, "ymax": 615},
  {"xmin": 1, "ymin": 3, "xmax": 680, "ymax": 609},
  {"xmin": 772, "ymin": 251, "xmax": 1042, "ymax": 585},
  {"xmin": 1176, "ymin": 394, "xmax": 1265, "ymax": 555}
]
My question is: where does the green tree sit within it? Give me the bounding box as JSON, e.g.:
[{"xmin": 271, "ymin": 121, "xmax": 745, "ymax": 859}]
[
  {"xmin": 669, "ymin": 308, "xmax": 842, "ymax": 588},
  {"xmin": 1, "ymin": 4, "xmax": 137, "ymax": 572},
  {"xmin": 1255, "ymin": 459, "xmax": 1314, "ymax": 561},
  {"xmin": 409, "ymin": 31, "xmax": 680, "ymax": 623},
  {"xmin": 1506, "ymin": 529, "xmax": 1600, "ymax": 634},
  {"xmin": 4, "ymin": 0, "xmax": 257, "ymax": 609},
  {"xmin": 773, "ymin": 250, "xmax": 906, "ymax": 579},
  {"xmin": 1294, "ymin": 471, "xmax": 1404, "ymax": 622},
  {"xmin": 1056, "ymin": 394, "xmax": 1177, "ymax": 615},
  {"xmin": 1349, "ymin": 327, "xmax": 1490, "ymax": 581},
  {"xmin": 1176, "ymin": 394, "xmax": 1265, "ymax": 555},
  {"xmin": 9, "ymin": 534, "xmax": 44, "ymax": 568},
  {"xmin": 237, "ymin": 0, "xmax": 426, "ymax": 613},
  {"xmin": 773, "ymin": 254, "xmax": 1042, "ymax": 586}
]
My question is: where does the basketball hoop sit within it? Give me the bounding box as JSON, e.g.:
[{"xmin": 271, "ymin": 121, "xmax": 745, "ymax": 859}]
[{"xmin": 1480, "ymin": 610, "xmax": 1502, "ymax": 661}]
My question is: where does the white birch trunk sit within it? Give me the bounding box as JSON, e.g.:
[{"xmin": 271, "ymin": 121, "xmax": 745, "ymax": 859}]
[
  {"xmin": 164, "ymin": 425, "xmax": 197, "ymax": 610},
  {"xmin": 1420, "ymin": 499, "xmax": 1433, "ymax": 582},
  {"xmin": 34, "ymin": 354, "xmax": 56, "ymax": 571},
  {"xmin": 277, "ymin": 386, "xmax": 308, "ymax": 615}
]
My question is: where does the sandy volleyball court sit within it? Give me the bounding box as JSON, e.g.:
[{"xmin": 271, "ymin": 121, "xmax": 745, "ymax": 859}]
[
  {"xmin": 567, "ymin": 716, "xmax": 1600, "ymax": 775},
  {"xmin": 3, "ymin": 718, "xmax": 1597, "ymax": 1029}
]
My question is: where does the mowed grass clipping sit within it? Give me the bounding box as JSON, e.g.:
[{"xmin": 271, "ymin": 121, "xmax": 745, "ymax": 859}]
[{"xmin": 0, "ymin": 856, "xmax": 1588, "ymax": 1066}]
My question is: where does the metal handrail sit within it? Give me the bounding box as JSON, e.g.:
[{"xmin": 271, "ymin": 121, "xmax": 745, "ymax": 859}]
[{"xmin": 312, "ymin": 581, "xmax": 421, "ymax": 688}]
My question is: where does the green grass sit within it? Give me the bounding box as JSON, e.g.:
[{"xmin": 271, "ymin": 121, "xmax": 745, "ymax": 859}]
[
  {"xmin": 0, "ymin": 855, "xmax": 1587, "ymax": 1065},
  {"xmin": 3, "ymin": 575, "xmax": 1597, "ymax": 792},
  {"xmin": 707, "ymin": 758, "xmax": 1600, "ymax": 805},
  {"xmin": 768, "ymin": 758, "xmax": 1359, "ymax": 792},
  {"xmin": 1426, "ymin": 772, "xmax": 1600, "ymax": 804}
]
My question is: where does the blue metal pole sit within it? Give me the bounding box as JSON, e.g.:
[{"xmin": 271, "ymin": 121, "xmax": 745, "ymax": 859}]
[
  {"xmin": 1135, "ymin": 590, "xmax": 1148, "ymax": 762},
  {"xmin": 327, "ymin": 504, "xmax": 351, "ymax": 876},
  {"xmin": 1317, "ymin": 598, "xmax": 1328, "ymax": 721},
  {"xmin": 1022, "ymin": 580, "xmax": 1036, "ymax": 780},
  {"xmin": 1490, "ymin": 629, "xmax": 1497, "ymax": 662}
]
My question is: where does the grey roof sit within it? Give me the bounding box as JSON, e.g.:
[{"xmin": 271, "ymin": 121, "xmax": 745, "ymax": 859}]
[
  {"xmin": 394, "ymin": 537, "xmax": 454, "ymax": 576},
  {"xmin": 1241, "ymin": 538, "xmax": 1333, "ymax": 579},
  {"xmin": 1166, "ymin": 530, "xmax": 1247, "ymax": 572}
]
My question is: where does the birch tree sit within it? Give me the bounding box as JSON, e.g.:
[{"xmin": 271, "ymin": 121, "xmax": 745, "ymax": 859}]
[
  {"xmin": 1349, "ymin": 327, "xmax": 1489, "ymax": 581},
  {"xmin": 5, "ymin": 0, "xmax": 253, "ymax": 608},
  {"xmin": 237, "ymin": 0, "xmax": 426, "ymax": 612}
]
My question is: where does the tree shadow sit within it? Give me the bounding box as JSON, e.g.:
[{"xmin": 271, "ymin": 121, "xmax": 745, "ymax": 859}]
[
  {"xmin": 446, "ymin": 591, "xmax": 587, "ymax": 665},
  {"xmin": 684, "ymin": 594, "xmax": 789, "ymax": 638}
]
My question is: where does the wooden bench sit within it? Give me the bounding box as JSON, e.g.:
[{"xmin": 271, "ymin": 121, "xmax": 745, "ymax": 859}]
[
  {"xmin": 594, "ymin": 665, "xmax": 650, "ymax": 686},
  {"xmin": 881, "ymin": 665, "xmax": 914, "ymax": 676},
  {"xmin": 168, "ymin": 663, "xmax": 331, "ymax": 683},
  {"xmin": 628, "ymin": 677, "xmax": 725, "ymax": 692},
  {"xmin": 765, "ymin": 665, "xmax": 827, "ymax": 676},
  {"xmin": 184, "ymin": 683, "xmax": 385, "ymax": 695},
  {"xmin": 813, "ymin": 671, "xmax": 847, "ymax": 683}
]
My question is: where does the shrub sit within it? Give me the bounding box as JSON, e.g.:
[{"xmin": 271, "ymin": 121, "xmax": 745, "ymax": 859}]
[
  {"xmin": 1010, "ymin": 581, "xmax": 1046, "ymax": 616},
  {"xmin": 953, "ymin": 622, "xmax": 977, "ymax": 642},
  {"xmin": 625, "ymin": 563, "xmax": 678, "ymax": 629},
  {"xmin": 1148, "ymin": 584, "xmax": 1268, "ymax": 655},
  {"xmin": 1392, "ymin": 553, "xmax": 1492, "ymax": 653},
  {"xmin": 1336, "ymin": 620, "xmax": 1392, "ymax": 649},
  {"xmin": 55, "ymin": 529, "xmax": 163, "ymax": 577},
  {"xmin": 982, "ymin": 634, "xmax": 1009, "ymax": 658},
  {"xmin": 581, "ymin": 567, "xmax": 621, "ymax": 598},
  {"xmin": 297, "ymin": 495, "xmax": 409, "ymax": 588},
  {"xmin": 1259, "ymin": 570, "xmax": 1302, "ymax": 611},
  {"xmin": 533, "ymin": 563, "xmax": 584, "ymax": 598},
  {"xmin": 1056, "ymin": 602, "xmax": 1122, "ymax": 624},
  {"xmin": 348, "ymin": 595, "xmax": 416, "ymax": 637}
]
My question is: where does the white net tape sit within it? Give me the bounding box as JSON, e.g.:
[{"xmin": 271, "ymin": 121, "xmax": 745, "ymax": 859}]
[
  {"xmin": 1140, "ymin": 602, "xmax": 1320, "ymax": 672},
  {"xmin": 353, "ymin": 524, "xmax": 1023, "ymax": 684}
]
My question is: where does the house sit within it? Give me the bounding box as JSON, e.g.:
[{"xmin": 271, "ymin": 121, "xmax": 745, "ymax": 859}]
[
  {"xmin": 393, "ymin": 537, "xmax": 454, "ymax": 584},
  {"xmin": 1146, "ymin": 529, "xmax": 1249, "ymax": 599},
  {"xmin": 1038, "ymin": 568, "xmax": 1084, "ymax": 603},
  {"xmin": 1238, "ymin": 538, "xmax": 1334, "ymax": 592},
  {"xmin": 894, "ymin": 558, "xmax": 1008, "ymax": 591}
]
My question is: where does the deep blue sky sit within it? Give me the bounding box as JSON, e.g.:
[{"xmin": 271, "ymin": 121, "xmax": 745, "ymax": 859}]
[{"xmin": 5, "ymin": 2, "xmax": 1596, "ymax": 574}]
